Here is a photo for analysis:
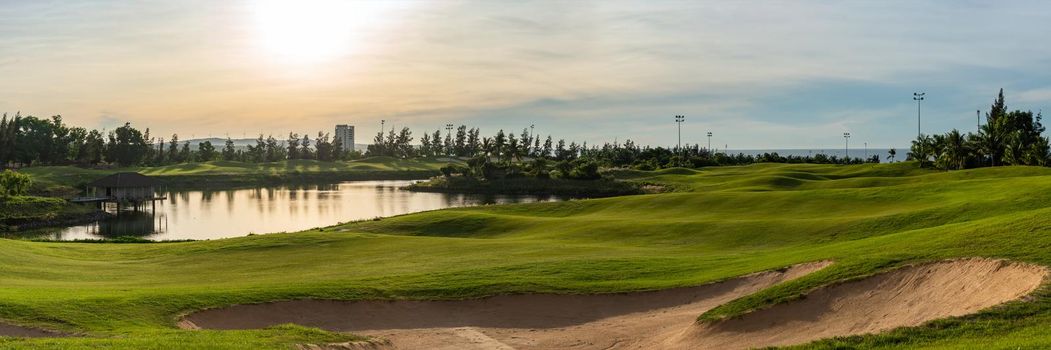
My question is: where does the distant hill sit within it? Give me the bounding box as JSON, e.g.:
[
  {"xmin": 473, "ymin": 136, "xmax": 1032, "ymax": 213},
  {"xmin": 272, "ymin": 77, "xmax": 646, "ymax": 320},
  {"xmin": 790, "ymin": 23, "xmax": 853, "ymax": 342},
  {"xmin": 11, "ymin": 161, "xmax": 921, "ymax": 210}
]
[{"xmin": 182, "ymin": 138, "xmax": 368, "ymax": 152}]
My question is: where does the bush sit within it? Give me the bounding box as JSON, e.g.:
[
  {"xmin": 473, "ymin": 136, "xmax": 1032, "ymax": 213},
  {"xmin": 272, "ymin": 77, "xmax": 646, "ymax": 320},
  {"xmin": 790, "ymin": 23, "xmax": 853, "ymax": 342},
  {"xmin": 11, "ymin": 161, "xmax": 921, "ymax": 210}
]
[{"xmin": 0, "ymin": 170, "xmax": 32, "ymax": 197}]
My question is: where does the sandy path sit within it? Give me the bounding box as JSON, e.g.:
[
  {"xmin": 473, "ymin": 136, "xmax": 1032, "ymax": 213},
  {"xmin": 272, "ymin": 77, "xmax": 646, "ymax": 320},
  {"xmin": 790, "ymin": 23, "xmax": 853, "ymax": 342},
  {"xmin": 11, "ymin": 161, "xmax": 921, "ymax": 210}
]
[
  {"xmin": 665, "ymin": 258, "xmax": 1048, "ymax": 349},
  {"xmin": 0, "ymin": 322, "xmax": 66, "ymax": 338},
  {"xmin": 183, "ymin": 261, "xmax": 831, "ymax": 349}
]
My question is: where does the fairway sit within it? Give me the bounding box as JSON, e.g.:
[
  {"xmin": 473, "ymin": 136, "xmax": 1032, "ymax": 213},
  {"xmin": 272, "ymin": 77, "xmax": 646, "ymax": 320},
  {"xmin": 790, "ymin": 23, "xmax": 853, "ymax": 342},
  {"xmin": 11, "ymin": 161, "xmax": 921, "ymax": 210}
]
[{"xmin": 2, "ymin": 163, "xmax": 1051, "ymax": 349}]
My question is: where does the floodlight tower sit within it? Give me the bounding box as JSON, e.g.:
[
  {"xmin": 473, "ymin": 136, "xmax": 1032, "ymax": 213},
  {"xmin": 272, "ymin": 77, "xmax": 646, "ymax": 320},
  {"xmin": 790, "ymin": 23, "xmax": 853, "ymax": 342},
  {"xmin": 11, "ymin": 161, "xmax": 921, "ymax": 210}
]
[
  {"xmin": 843, "ymin": 132, "xmax": 851, "ymax": 159},
  {"xmin": 445, "ymin": 124, "xmax": 454, "ymax": 155},
  {"xmin": 674, "ymin": 115, "xmax": 685, "ymax": 151},
  {"xmin": 977, "ymin": 109, "xmax": 981, "ymax": 133},
  {"xmin": 913, "ymin": 92, "xmax": 925, "ymax": 139},
  {"xmin": 706, "ymin": 131, "xmax": 713, "ymax": 152}
]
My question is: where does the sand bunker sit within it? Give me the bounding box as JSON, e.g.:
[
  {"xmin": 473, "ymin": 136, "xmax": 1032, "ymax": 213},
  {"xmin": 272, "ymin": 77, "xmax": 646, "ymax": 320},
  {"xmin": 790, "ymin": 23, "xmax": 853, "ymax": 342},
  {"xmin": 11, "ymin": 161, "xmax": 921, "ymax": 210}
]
[
  {"xmin": 0, "ymin": 322, "xmax": 66, "ymax": 338},
  {"xmin": 671, "ymin": 258, "xmax": 1048, "ymax": 349},
  {"xmin": 180, "ymin": 258, "xmax": 1046, "ymax": 349},
  {"xmin": 182, "ymin": 261, "xmax": 830, "ymax": 349}
]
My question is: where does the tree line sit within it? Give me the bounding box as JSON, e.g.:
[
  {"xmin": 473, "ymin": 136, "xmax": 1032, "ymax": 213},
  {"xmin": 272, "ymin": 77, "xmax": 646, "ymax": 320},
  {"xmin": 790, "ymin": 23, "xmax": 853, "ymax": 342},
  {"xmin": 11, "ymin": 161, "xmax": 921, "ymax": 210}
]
[
  {"xmin": 0, "ymin": 114, "xmax": 360, "ymax": 167},
  {"xmin": 907, "ymin": 89, "xmax": 1048, "ymax": 170},
  {"xmin": 1, "ymin": 112, "xmax": 878, "ymax": 170}
]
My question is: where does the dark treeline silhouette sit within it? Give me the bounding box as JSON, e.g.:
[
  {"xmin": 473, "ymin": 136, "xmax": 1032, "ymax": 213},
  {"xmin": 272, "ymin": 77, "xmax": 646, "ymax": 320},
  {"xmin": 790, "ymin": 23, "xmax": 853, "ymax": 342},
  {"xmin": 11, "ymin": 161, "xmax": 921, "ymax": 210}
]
[
  {"xmin": 0, "ymin": 113, "xmax": 361, "ymax": 167},
  {"xmin": 1, "ymin": 112, "xmax": 875, "ymax": 171},
  {"xmin": 908, "ymin": 89, "xmax": 1049, "ymax": 170}
]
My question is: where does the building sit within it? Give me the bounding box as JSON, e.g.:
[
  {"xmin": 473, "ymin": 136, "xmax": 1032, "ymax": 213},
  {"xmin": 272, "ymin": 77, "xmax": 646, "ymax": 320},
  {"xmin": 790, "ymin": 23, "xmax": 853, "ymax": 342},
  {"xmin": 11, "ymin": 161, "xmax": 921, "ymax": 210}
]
[
  {"xmin": 335, "ymin": 124, "xmax": 355, "ymax": 151},
  {"xmin": 82, "ymin": 172, "xmax": 165, "ymax": 211}
]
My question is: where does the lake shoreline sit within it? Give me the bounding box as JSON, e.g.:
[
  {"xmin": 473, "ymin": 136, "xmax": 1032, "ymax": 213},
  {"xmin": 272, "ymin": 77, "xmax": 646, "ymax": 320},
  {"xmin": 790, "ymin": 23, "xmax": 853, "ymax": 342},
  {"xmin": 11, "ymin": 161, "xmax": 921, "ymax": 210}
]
[
  {"xmin": 144, "ymin": 170, "xmax": 441, "ymax": 190},
  {"xmin": 405, "ymin": 176, "xmax": 659, "ymax": 198}
]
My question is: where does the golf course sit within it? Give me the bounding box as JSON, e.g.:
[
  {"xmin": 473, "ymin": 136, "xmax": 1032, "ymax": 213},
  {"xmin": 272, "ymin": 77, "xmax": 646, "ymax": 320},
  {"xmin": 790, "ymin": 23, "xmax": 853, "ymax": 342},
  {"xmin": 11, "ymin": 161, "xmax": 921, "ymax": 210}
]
[{"xmin": 2, "ymin": 162, "xmax": 1051, "ymax": 349}]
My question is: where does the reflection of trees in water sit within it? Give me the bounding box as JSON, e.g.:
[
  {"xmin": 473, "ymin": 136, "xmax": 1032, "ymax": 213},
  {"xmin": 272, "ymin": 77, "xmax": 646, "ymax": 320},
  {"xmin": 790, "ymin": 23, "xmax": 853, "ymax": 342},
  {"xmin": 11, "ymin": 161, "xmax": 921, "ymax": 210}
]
[{"xmin": 24, "ymin": 181, "xmax": 566, "ymax": 241}]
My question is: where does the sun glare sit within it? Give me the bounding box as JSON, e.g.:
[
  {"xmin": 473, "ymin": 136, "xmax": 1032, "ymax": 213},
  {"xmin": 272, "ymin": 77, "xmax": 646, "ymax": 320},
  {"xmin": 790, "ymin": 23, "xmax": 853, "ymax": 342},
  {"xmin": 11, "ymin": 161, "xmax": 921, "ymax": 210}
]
[{"xmin": 252, "ymin": 0, "xmax": 400, "ymax": 64}]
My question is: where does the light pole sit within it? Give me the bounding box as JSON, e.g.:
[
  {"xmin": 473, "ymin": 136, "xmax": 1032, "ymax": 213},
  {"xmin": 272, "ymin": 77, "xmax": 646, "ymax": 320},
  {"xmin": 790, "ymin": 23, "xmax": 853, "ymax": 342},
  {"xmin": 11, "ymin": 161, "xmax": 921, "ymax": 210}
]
[
  {"xmin": 864, "ymin": 142, "xmax": 868, "ymax": 159},
  {"xmin": 381, "ymin": 119, "xmax": 386, "ymax": 134},
  {"xmin": 843, "ymin": 132, "xmax": 851, "ymax": 159},
  {"xmin": 977, "ymin": 109, "xmax": 981, "ymax": 132},
  {"xmin": 913, "ymin": 92, "xmax": 924, "ymax": 162},
  {"xmin": 706, "ymin": 131, "xmax": 712, "ymax": 152},
  {"xmin": 674, "ymin": 115, "xmax": 685, "ymax": 151},
  {"xmin": 445, "ymin": 124, "xmax": 454, "ymax": 155},
  {"xmin": 913, "ymin": 92, "xmax": 925, "ymax": 138}
]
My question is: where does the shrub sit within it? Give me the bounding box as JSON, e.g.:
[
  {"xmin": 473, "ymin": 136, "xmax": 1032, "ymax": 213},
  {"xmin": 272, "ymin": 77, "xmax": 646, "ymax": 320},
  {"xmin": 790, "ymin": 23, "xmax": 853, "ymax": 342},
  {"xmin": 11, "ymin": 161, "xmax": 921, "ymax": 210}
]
[
  {"xmin": 0, "ymin": 170, "xmax": 32, "ymax": 197},
  {"xmin": 568, "ymin": 160, "xmax": 601, "ymax": 180}
]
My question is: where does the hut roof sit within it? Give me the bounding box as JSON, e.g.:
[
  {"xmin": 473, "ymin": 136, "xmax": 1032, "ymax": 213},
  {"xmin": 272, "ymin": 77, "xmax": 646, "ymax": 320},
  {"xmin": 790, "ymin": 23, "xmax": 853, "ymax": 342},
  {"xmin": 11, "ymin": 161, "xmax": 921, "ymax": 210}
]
[{"xmin": 89, "ymin": 172, "xmax": 157, "ymax": 188}]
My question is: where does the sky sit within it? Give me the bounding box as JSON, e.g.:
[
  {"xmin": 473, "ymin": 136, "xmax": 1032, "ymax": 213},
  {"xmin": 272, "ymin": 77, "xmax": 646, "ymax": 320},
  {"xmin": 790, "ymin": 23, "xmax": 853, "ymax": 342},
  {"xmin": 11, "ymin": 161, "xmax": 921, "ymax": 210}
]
[{"xmin": 1, "ymin": 0, "xmax": 1050, "ymax": 149}]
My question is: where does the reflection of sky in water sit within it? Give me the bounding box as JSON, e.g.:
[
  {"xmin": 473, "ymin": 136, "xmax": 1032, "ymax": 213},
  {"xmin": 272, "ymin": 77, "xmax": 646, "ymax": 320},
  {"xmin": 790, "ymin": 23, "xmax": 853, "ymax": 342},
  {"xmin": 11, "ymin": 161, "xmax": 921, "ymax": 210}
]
[{"xmin": 36, "ymin": 180, "xmax": 564, "ymax": 241}]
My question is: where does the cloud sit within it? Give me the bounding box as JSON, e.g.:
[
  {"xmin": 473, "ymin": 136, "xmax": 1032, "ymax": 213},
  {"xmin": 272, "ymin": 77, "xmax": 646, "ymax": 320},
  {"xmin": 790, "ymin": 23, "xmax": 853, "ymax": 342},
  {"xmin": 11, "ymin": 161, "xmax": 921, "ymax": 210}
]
[
  {"xmin": 1, "ymin": 0, "xmax": 1050, "ymax": 148},
  {"xmin": 1016, "ymin": 88, "xmax": 1051, "ymax": 104}
]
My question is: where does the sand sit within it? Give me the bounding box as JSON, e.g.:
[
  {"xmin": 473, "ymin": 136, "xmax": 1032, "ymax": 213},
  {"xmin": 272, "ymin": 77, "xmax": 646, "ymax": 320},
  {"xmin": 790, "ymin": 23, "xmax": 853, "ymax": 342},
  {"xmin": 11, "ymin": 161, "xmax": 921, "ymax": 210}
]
[
  {"xmin": 179, "ymin": 258, "xmax": 1047, "ymax": 349},
  {"xmin": 0, "ymin": 322, "xmax": 66, "ymax": 338},
  {"xmin": 181, "ymin": 261, "xmax": 831, "ymax": 349},
  {"xmin": 668, "ymin": 258, "xmax": 1048, "ymax": 349}
]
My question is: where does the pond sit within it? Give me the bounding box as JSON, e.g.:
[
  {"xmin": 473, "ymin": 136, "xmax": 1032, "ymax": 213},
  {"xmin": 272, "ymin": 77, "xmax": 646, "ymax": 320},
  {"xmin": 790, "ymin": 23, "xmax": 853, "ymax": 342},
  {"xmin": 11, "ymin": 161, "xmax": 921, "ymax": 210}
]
[{"xmin": 25, "ymin": 180, "xmax": 565, "ymax": 241}]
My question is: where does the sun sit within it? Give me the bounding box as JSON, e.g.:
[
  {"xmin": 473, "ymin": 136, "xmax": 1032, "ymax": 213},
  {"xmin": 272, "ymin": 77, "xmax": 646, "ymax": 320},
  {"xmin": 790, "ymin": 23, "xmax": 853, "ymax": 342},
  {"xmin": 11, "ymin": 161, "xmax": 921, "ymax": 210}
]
[{"xmin": 251, "ymin": 0, "xmax": 400, "ymax": 64}]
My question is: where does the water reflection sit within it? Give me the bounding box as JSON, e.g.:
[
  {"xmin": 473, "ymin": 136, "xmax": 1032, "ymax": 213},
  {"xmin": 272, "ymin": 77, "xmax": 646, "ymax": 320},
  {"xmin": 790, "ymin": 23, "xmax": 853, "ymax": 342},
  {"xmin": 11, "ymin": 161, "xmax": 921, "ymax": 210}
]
[{"xmin": 28, "ymin": 180, "xmax": 563, "ymax": 241}]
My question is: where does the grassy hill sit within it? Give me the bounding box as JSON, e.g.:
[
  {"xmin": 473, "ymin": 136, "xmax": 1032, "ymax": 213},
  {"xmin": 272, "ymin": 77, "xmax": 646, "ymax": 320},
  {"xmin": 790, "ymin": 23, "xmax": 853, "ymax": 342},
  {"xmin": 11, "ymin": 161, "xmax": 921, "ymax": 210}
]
[{"xmin": 2, "ymin": 162, "xmax": 1051, "ymax": 348}]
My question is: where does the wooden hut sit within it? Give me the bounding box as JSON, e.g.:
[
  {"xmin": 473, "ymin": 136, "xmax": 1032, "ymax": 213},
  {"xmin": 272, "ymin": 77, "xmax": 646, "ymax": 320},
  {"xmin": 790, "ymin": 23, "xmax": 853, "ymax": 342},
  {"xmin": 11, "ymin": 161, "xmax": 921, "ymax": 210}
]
[{"xmin": 86, "ymin": 172, "xmax": 165, "ymax": 211}]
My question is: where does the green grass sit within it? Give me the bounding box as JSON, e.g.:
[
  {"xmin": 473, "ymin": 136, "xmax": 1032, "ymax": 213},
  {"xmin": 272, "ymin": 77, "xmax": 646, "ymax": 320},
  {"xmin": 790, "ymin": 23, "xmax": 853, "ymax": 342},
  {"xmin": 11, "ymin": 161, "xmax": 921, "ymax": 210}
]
[
  {"xmin": 0, "ymin": 196, "xmax": 95, "ymax": 230},
  {"xmin": 2, "ymin": 162, "xmax": 1051, "ymax": 348}
]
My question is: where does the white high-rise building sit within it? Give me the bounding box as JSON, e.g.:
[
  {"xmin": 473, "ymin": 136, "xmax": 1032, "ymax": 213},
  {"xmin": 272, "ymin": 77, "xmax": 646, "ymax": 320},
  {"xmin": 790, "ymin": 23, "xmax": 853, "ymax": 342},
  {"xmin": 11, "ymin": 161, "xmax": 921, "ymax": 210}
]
[{"xmin": 335, "ymin": 124, "xmax": 355, "ymax": 151}]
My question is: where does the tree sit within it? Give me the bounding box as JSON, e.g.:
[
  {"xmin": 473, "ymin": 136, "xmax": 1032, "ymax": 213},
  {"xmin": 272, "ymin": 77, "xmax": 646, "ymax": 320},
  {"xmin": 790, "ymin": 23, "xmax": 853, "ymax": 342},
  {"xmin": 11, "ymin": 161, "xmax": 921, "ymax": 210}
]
[
  {"xmin": 542, "ymin": 136, "xmax": 553, "ymax": 159},
  {"xmin": 887, "ymin": 148, "xmax": 896, "ymax": 162},
  {"xmin": 504, "ymin": 132, "xmax": 518, "ymax": 164},
  {"xmin": 222, "ymin": 138, "xmax": 237, "ymax": 161},
  {"xmin": 937, "ymin": 129, "xmax": 966, "ymax": 170},
  {"xmin": 300, "ymin": 134, "xmax": 313, "ymax": 159},
  {"xmin": 156, "ymin": 137, "xmax": 166, "ymax": 164},
  {"xmin": 366, "ymin": 131, "xmax": 386, "ymax": 156},
  {"xmin": 179, "ymin": 141, "xmax": 192, "ymax": 162},
  {"xmin": 431, "ymin": 129, "xmax": 442, "ymax": 156},
  {"xmin": 315, "ymin": 132, "xmax": 334, "ymax": 161},
  {"xmin": 395, "ymin": 127, "xmax": 414, "ymax": 158},
  {"xmin": 265, "ymin": 135, "xmax": 283, "ymax": 162},
  {"xmin": 466, "ymin": 128, "xmax": 481, "ymax": 156},
  {"xmin": 443, "ymin": 127, "xmax": 453, "ymax": 156},
  {"xmin": 105, "ymin": 123, "xmax": 150, "ymax": 166},
  {"xmin": 0, "ymin": 170, "xmax": 32, "ymax": 197},
  {"xmin": 908, "ymin": 135, "xmax": 933, "ymax": 167},
  {"xmin": 455, "ymin": 125, "xmax": 467, "ymax": 156},
  {"xmin": 419, "ymin": 132, "xmax": 433, "ymax": 157},
  {"xmin": 80, "ymin": 129, "xmax": 105, "ymax": 165},
  {"xmin": 168, "ymin": 134, "xmax": 180, "ymax": 163},
  {"xmin": 519, "ymin": 128, "xmax": 531, "ymax": 158},
  {"xmin": 198, "ymin": 141, "xmax": 217, "ymax": 161},
  {"xmin": 287, "ymin": 132, "xmax": 300, "ymax": 160},
  {"xmin": 481, "ymin": 137, "xmax": 493, "ymax": 156},
  {"xmin": 494, "ymin": 130, "xmax": 506, "ymax": 159}
]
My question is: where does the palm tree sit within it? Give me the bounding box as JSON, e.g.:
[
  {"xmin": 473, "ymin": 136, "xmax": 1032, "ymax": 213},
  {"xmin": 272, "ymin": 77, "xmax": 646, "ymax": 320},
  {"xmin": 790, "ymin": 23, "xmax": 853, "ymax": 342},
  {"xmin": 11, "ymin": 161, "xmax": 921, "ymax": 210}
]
[
  {"xmin": 938, "ymin": 129, "xmax": 966, "ymax": 170},
  {"xmin": 977, "ymin": 123, "xmax": 1003, "ymax": 166},
  {"xmin": 481, "ymin": 137, "xmax": 494, "ymax": 157},
  {"xmin": 1024, "ymin": 137, "xmax": 1051, "ymax": 166},
  {"xmin": 887, "ymin": 148, "xmax": 896, "ymax": 162},
  {"xmin": 908, "ymin": 135, "xmax": 933, "ymax": 167}
]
